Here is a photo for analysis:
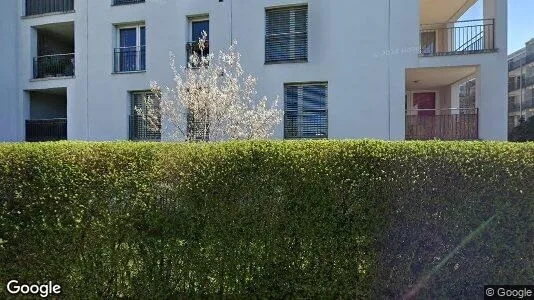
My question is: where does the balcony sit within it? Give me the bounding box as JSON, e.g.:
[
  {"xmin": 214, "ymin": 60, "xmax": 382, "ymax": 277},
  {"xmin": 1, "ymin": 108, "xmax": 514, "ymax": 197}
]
[
  {"xmin": 26, "ymin": 119, "xmax": 67, "ymax": 142},
  {"xmin": 114, "ymin": 46, "xmax": 146, "ymax": 73},
  {"xmin": 33, "ymin": 22, "xmax": 75, "ymax": 80},
  {"xmin": 509, "ymin": 53, "xmax": 534, "ymax": 71},
  {"xmin": 420, "ymin": 19, "xmax": 495, "ymax": 56},
  {"xmin": 406, "ymin": 66, "xmax": 479, "ymax": 140},
  {"xmin": 509, "ymin": 76, "xmax": 534, "ymax": 93},
  {"xmin": 509, "ymin": 99, "xmax": 534, "ymax": 114},
  {"xmin": 25, "ymin": 0, "xmax": 74, "ymax": 16},
  {"xmin": 509, "ymin": 102, "xmax": 519, "ymax": 113},
  {"xmin": 26, "ymin": 88, "xmax": 68, "ymax": 142},
  {"xmin": 34, "ymin": 54, "xmax": 74, "ymax": 79},
  {"xmin": 113, "ymin": 0, "xmax": 145, "ymax": 5},
  {"xmin": 406, "ymin": 109, "xmax": 479, "ymax": 140}
]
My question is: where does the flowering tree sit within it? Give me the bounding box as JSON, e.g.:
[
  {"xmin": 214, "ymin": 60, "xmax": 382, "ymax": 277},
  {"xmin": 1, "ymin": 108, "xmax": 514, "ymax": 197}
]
[{"xmin": 138, "ymin": 32, "xmax": 282, "ymax": 142}]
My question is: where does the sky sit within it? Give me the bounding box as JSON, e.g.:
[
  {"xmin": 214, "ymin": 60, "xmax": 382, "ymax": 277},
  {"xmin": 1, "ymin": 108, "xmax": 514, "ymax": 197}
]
[{"xmin": 460, "ymin": 0, "xmax": 534, "ymax": 54}]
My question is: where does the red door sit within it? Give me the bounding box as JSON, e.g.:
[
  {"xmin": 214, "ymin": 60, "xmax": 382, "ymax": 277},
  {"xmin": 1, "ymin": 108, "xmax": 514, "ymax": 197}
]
[
  {"xmin": 413, "ymin": 92, "xmax": 436, "ymax": 116},
  {"xmin": 413, "ymin": 92, "xmax": 436, "ymax": 139}
]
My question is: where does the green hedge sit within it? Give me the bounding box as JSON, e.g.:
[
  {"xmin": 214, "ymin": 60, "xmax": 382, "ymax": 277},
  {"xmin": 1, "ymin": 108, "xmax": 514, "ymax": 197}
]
[{"xmin": 0, "ymin": 141, "xmax": 533, "ymax": 298}]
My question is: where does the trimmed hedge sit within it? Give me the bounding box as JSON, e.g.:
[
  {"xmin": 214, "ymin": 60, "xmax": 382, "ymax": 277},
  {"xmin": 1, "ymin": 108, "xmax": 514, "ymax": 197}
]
[{"xmin": 0, "ymin": 141, "xmax": 533, "ymax": 298}]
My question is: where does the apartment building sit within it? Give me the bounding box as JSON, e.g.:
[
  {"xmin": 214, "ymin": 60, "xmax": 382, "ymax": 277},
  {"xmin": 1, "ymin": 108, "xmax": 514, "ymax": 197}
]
[
  {"xmin": 508, "ymin": 39, "xmax": 534, "ymax": 131},
  {"xmin": 0, "ymin": 0, "xmax": 507, "ymax": 142}
]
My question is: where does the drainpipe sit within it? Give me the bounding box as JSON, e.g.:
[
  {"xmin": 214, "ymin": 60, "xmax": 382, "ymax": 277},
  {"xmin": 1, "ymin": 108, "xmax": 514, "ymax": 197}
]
[
  {"xmin": 86, "ymin": 0, "xmax": 90, "ymax": 140},
  {"xmin": 387, "ymin": 0, "xmax": 391, "ymax": 140},
  {"xmin": 230, "ymin": 0, "xmax": 233, "ymax": 44}
]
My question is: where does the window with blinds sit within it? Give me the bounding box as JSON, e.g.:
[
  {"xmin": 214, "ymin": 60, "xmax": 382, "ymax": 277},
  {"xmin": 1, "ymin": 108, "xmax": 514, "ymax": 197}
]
[
  {"xmin": 265, "ymin": 5, "xmax": 308, "ymax": 63},
  {"xmin": 130, "ymin": 92, "xmax": 161, "ymax": 141},
  {"xmin": 284, "ymin": 83, "xmax": 328, "ymax": 139}
]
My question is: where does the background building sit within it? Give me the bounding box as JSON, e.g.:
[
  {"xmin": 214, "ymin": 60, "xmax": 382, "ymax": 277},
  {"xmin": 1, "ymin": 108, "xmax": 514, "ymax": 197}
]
[
  {"xmin": 508, "ymin": 38, "xmax": 534, "ymax": 131},
  {"xmin": 0, "ymin": 0, "xmax": 508, "ymax": 142}
]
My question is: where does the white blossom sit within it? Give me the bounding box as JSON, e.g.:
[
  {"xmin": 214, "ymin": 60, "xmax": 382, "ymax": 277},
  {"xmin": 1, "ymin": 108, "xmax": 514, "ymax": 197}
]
[{"xmin": 137, "ymin": 31, "xmax": 282, "ymax": 142}]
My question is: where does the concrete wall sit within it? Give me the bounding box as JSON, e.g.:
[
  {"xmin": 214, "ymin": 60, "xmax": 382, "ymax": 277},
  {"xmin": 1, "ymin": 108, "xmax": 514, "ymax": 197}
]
[{"xmin": 2, "ymin": 0, "xmax": 507, "ymax": 142}]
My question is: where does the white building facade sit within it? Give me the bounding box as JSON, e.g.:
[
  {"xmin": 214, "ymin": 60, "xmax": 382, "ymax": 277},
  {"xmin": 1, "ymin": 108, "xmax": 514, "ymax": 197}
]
[
  {"xmin": 508, "ymin": 39, "xmax": 534, "ymax": 131},
  {"xmin": 0, "ymin": 0, "xmax": 508, "ymax": 142}
]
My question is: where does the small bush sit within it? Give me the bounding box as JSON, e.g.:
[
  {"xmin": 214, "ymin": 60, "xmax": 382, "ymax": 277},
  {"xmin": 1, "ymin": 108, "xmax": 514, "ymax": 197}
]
[{"xmin": 0, "ymin": 141, "xmax": 532, "ymax": 298}]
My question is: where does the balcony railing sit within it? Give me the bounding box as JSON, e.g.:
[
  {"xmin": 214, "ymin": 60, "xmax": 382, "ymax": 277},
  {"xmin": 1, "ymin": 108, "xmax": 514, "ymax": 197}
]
[
  {"xmin": 113, "ymin": 0, "xmax": 145, "ymax": 5},
  {"xmin": 26, "ymin": 119, "xmax": 67, "ymax": 142},
  {"xmin": 420, "ymin": 19, "xmax": 495, "ymax": 56},
  {"xmin": 114, "ymin": 46, "xmax": 146, "ymax": 73},
  {"xmin": 508, "ymin": 76, "xmax": 534, "ymax": 92},
  {"xmin": 509, "ymin": 102, "xmax": 519, "ymax": 113},
  {"xmin": 509, "ymin": 99, "xmax": 534, "ymax": 114},
  {"xmin": 34, "ymin": 53, "xmax": 75, "ymax": 79},
  {"xmin": 186, "ymin": 41, "xmax": 210, "ymax": 66},
  {"xmin": 508, "ymin": 53, "xmax": 534, "ymax": 71},
  {"xmin": 509, "ymin": 80, "xmax": 521, "ymax": 92},
  {"xmin": 25, "ymin": 0, "xmax": 74, "ymax": 16},
  {"xmin": 406, "ymin": 109, "xmax": 478, "ymax": 140}
]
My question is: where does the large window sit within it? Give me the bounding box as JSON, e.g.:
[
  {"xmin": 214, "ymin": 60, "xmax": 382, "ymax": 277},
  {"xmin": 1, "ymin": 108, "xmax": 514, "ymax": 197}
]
[
  {"xmin": 129, "ymin": 92, "xmax": 160, "ymax": 141},
  {"xmin": 284, "ymin": 83, "xmax": 328, "ymax": 139},
  {"xmin": 265, "ymin": 5, "xmax": 308, "ymax": 63},
  {"xmin": 115, "ymin": 24, "xmax": 146, "ymax": 72}
]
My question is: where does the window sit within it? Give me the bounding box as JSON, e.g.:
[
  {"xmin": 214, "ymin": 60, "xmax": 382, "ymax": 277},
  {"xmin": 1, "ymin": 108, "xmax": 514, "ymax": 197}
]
[
  {"xmin": 265, "ymin": 5, "xmax": 308, "ymax": 63},
  {"xmin": 459, "ymin": 78, "xmax": 476, "ymax": 114},
  {"xmin": 186, "ymin": 18, "xmax": 210, "ymax": 65},
  {"xmin": 192, "ymin": 19, "xmax": 209, "ymax": 42},
  {"xmin": 114, "ymin": 24, "xmax": 146, "ymax": 72},
  {"xmin": 129, "ymin": 92, "xmax": 161, "ymax": 141},
  {"xmin": 284, "ymin": 83, "xmax": 328, "ymax": 139},
  {"xmin": 420, "ymin": 31, "xmax": 436, "ymax": 55}
]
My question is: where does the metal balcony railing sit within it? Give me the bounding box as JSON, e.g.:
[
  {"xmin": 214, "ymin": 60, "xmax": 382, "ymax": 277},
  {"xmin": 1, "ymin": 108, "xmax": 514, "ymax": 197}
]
[
  {"xmin": 33, "ymin": 53, "xmax": 75, "ymax": 79},
  {"xmin": 113, "ymin": 0, "xmax": 145, "ymax": 5},
  {"xmin": 114, "ymin": 46, "xmax": 146, "ymax": 73},
  {"xmin": 508, "ymin": 53, "xmax": 534, "ymax": 71},
  {"xmin": 406, "ymin": 109, "xmax": 478, "ymax": 140},
  {"xmin": 509, "ymin": 80, "xmax": 521, "ymax": 92},
  {"xmin": 509, "ymin": 102, "xmax": 520, "ymax": 113},
  {"xmin": 420, "ymin": 19, "xmax": 495, "ymax": 56},
  {"xmin": 509, "ymin": 100, "xmax": 534, "ymax": 114},
  {"xmin": 25, "ymin": 0, "xmax": 74, "ymax": 16},
  {"xmin": 508, "ymin": 76, "xmax": 534, "ymax": 92},
  {"xmin": 26, "ymin": 119, "xmax": 67, "ymax": 142}
]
